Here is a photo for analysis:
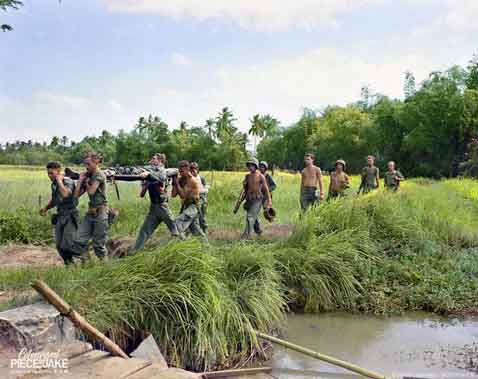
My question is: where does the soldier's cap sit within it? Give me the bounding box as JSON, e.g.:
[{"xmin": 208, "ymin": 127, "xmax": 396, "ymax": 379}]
[
  {"xmin": 335, "ymin": 159, "xmax": 346, "ymax": 168},
  {"xmin": 246, "ymin": 158, "xmax": 259, "ymax": 168},
  {"xmin": 259, "ymin": 161, "xmax": 268, "ymax": 170}
]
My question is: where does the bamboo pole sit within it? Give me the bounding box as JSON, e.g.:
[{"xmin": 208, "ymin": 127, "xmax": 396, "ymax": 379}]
[
  {"xmin": 254, "ymin": 330, "xmax": 385, "ymax": 379},
  {"xmin": 202, "ymin": 366, "xmax": 272, "ymax": 378},
  {"xmin": 32, "ymin": 279, "xmax": 129, "ymax": 359}
]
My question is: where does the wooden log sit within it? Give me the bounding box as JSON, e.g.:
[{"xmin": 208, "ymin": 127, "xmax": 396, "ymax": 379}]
[
  {"xmin": 202, "ymin": 367, "xmax": 272, "ymax": 378},
  {"xmin": 254, "ymin": 330, "xmax": 386, "ymax": 379},
  {"xmin": 32, "ymin": 279, "xmax": 129, "ymax": 359}
]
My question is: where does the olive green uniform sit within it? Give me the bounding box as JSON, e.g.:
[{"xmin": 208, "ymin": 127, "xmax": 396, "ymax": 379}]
[
  {"xmin": 51, "ymin": 178, "xmax": 80, "ymax": 265},
  {"xmin": 176, "ymin": 201, "xmax": 207, "ymax": 241},
  {"xmin": 300, "ymin": 186, "xmax": 318, "ymax": 210},
  {"xmin": 72, "ymin": 171, "xmax": 109, "ymax": 259},
  {"xmin": 131, "ymin": 168, "xmax": 179, "ymax": 253},
  {"xmin": 360, "ymin": 166, "xmax": 379, "ymax": 193},
  {"xmin": 384, "ymin": 170, "xmax": 404, "ymax": 191},
  {"xmin": 242, "ymin": 194, "xmax": 263, "ymax": 239},
  {"xmin": 198, "ymin": 175, "xmax": 208, "ymax": 233}
]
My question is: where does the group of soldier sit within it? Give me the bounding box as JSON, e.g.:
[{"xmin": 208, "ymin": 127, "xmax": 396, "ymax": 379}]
[{"xmin": 40, "ymin": 151, "xmax": 403, "ymax": 265}]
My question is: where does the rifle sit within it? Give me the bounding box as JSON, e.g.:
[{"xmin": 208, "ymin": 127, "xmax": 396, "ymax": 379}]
[{"xmin": 233, "ymin": 188, "xmax": 246, "ymax": 214}]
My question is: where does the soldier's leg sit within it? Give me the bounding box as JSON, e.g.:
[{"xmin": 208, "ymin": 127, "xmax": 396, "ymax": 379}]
[
  {"xmin": 175, "ymin": 204, "xmax": 196, "ymax": 235},
  {"xmin": 131, "ymin": 208, "xmax": 161, "ymax": 254},
  {"xmin": 91, "ymin": 213, "xmax": 109, "ymax": 259},
  {"xmin": 242, "ymin": 200, "xmax": 261, "ymax": 239},
  {"xmin": 55, "ymin": 221, "xmax": 72, "ymax": 265},
  {"xmin": 72, "ymin": 215, "xmax": 93, "ymax": 259},
  {"xmin": 199, "ymin": 199, "xmax": 208, "ymax": 233},
  {"xmin": 59, "ymin": 216, "xmax": 79, "ymax": 265},
  {"xmin": 253, "ymin": 210, "xmax": 263, "ymax": 235},
  {"xmin": 189, "ymin": 217, "xmax": 208, "ymax": 242},
  {"xmin": 158, "ymin": 204, "xmax": 179, "ymax": 237}
]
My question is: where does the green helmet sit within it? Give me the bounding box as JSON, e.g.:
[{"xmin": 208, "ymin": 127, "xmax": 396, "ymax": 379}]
[{"xmin": 246, "ymin": 158, "xmax": 259, "ymax": 168}]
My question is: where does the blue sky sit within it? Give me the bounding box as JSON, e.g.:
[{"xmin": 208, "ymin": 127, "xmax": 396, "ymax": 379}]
[{"xmin": 1, "ymin": 0, "xmax": 477, "ymax": 143}]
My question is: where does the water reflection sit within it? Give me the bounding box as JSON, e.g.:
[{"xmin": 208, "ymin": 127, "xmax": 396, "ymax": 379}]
[{"xmin": 269, "ymin": 312, "xmax": 478, "ymax": 379}]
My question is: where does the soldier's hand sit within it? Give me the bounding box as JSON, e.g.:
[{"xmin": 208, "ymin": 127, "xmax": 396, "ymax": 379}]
[
  {"xmin": 55, "ymin": 174, "xmax": 64, "ymax": 183},
  {"xmin": 319, "ymin": 192, "xmax": 325, "ymax": 200},
  {"xmin": 79, "ymin": 172, "xmax": 87, "ymax": 182},
  {"xmin": 140, "ymin": 171, "xmax": 150, "ymax": 179},
  {"xmin": 39, "ymin": 208, "xmax": 47, "ymax": 217}
]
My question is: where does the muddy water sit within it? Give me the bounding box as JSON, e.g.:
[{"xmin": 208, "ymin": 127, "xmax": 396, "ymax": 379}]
[{"xmin": 269, "ymin": 312, "xmax": 478, "ymax": 379}]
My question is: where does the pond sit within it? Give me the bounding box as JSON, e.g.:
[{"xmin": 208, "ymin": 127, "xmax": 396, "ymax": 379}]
[{"xmin": 269, "ymin": 312, "xmax": 478, "ymax": 379}]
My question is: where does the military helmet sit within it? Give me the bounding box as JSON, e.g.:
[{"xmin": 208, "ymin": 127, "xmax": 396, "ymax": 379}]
[
  {"xmin": 259, "ymin": 161, "xmax": 268, "ymax": 170},
  {"xmin": 335, "ymin": 159, "xmax": 346, "ymax": 169},
  {"xmin": 264, "ymin": 207, "xmax": 276, "ymax": 222},
  {"xmin": 246, "ymin": 158, "xmax": 259, "ymax": 168}
]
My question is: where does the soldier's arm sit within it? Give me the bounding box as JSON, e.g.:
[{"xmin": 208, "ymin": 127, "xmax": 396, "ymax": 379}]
[
  {"xmin": 261, "ymin": 175, "xmax": 272, "ymax": 208},
  {"xmin": 317, "ymin": 167, "xmax": 324, "ymax": 199},
  {"xmin": 74, "ymin": 174, "xmax": 87, "ymax": 198},
  {"xmin": 86, "ymin": 177, "xmax": 101, "ymax": 196},
  {"xmin": 40, "ymin": 199, "xmax": 55, "ymax": 216},
  {"xmin": 344, "ymin": 174, "xmax": 350, "ymax": 188},
  {"xmin": 268, "ymin": 176, "xmax": 277, "ymax": 192},
  {"xmin": 56, "ymin": 176, "xmax": 72, "ymax": 198},
  {"xmin": 139, "ymin": 184, "xmax": 148, "ymax": 198},
  {"xmin": 376, "ymin": 168, "xmax": 380, "ymax": 187},
  {"xmin": 396, "ymin": 171, "xmax": 404, "ymax": 181},
  {"xmin": 300, "ymin": 171, "xmax": 304, "ymax": 192}
]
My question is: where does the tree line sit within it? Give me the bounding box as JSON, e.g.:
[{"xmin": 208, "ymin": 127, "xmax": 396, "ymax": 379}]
[
  {"xmin": 1, "ymin": 56, "xmax": 478, "ymax": 176},
  {"xmin": 258, "ymin": 55, "xmax": 478, "ymax": 177}
]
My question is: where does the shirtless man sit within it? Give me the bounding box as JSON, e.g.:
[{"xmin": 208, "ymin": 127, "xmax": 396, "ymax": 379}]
[
  {"xmin": 190, "ymin": 162, "xmax": 208, "ymax": 234},
  {"xmin": 237, "ymin": 158, "xmax": 272, "ymax": 239},
  {"xmin": 172, "ymin": 160, "xmax": 207, "ymax": 241},
  {"xmin": 328, "ymin": 159, "xmax": 350, "ymax": 199},
  {"xmin": 300, "ymin": 153, "xmax": 324, "ymax": 211}
]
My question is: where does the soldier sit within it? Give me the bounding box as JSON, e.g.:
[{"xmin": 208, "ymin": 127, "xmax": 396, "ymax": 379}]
[
  {"xmin": 190, "ymin": 162, "xmax": 208, "ymax": 234},
  {"xmin": 358, "ymin": 155, "xmax": 380, "ymax": 194},
  {"xmin": 130, "ymin": 154, "xmax": 180, "ymax": 254},
  {"xmin": 71, "ymin": 152, "xmax": 109, "ymax": 260},
  {"xmin": 328, "ymin": 159, "xmax": 350, "ymax": 199},
  {"xmin": 384, "ymin": 161, "xmax": 404, "ymax": 191},
  {"xmin": 172, "ymin": 160, "xmax": 207, "ymax": 241},
  {"xmin": 40, "ymin": 161, "xmax": 80, "ymax": 265},
  {"xmin": 300, "ymin": 153, "xmax": 324, "ymax": 211},
  {"xmin": 255, "ymin": 161, "xmax": 276, "ymax": 234},
  {"xmin": 238, "ymin": 158, "xmax": 272, "ymax": 239}
]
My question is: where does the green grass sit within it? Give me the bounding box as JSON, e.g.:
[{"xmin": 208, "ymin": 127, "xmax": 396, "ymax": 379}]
[{"xmin": 2, "ymin": 166, "xmax": 478, "ymax": 369}]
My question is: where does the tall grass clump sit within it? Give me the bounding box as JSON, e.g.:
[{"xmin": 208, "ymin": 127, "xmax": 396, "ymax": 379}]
[{"xmin": 1, "ymin": 240, "xmax": 285, "ymax": 371}]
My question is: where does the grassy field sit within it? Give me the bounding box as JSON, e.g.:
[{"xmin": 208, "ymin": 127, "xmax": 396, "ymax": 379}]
[{"xmin": 1, "ymin": 165, "xmax": 478, "ymax": 370}]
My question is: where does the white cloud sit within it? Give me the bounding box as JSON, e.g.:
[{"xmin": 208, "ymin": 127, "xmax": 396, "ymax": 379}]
[
  {"xmin": 109, "ymin": 99, "xmax": 123, "ymax": 111},
  {"xmin": 445, "ymin": 0, "xmax": 478, "ymax": 31},
  {"xmin": 103, "ymin": 0, "xmax": 384, "ymax": 30},
  {"xmin": 170, "ymin": 52, "xmax": 192, "ymax": 67},
  {"xmin": 141, "ymin": 48, "xmax": 442, "ymax": 132},
  {"xmin": 35, "ymin": 92, "xmax": 90, "ymax": 110}
]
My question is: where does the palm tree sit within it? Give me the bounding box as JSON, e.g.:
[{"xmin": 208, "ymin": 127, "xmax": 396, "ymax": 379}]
[
  {"xmin": 248, "ymin": 114, "xmax": 279, "ymax": 155},
  {"xmin": 204, "ymin": 118, "xmax": 216, "ymax": 139},
  {"xmin": 215, "ymin": 107, "xmax": 236, "ymax": 141}
]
